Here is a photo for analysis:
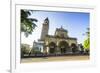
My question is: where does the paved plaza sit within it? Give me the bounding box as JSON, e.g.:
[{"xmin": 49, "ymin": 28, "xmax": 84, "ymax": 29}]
[{"xmin": 21, "ymin": 55, "xmax": 89, "ymax": 63}]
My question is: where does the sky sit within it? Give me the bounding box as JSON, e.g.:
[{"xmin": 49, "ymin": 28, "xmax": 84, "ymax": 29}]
[{"xmin": 21, "ymin": 10, "xmax": 90, "ymax": 47}]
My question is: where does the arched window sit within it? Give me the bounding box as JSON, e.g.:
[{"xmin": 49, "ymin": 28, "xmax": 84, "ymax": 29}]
[
  {"xmin": 71, "ymin": 43, "xmax": 77, "ymax": 53},
  {"xmin": 49, "ymin": 42, "xmax": 56, "ymax": 54}
]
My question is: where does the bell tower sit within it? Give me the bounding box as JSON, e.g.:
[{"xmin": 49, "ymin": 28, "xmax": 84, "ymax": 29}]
[{"xmin": 40, "ymin": 17, "xmax": 49, "ymax": 40}]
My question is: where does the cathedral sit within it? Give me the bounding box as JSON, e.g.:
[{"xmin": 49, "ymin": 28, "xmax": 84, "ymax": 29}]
[{"xmin": 33, "ymin": 17, "xmax": 78, "ymax": 54}]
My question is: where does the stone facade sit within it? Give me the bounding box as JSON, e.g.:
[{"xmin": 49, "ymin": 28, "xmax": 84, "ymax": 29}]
[{"xmin": 33, "ymin": 17, "xmax": 78, "ymax": 54}]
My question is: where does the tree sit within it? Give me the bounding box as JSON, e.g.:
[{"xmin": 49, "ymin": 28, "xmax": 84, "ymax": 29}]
[
  {"xmin": 84, "ymin": 38, "xmax": 90, "ymax": 49},
  {"xmin": 21, "ymin": 10, "xmax": 38, "ymax": 37},
  {"xmin": 83, "ymin": 28, "xmax": 90, "ymax": 53},
  {"xmin": 21, "ymin": 44, "xmax": 31, "ymax": 57}
]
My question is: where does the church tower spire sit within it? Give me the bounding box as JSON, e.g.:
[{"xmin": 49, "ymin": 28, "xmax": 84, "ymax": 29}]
[{"xmin": 40, "ymin": 17, "xmax": 49, "ymax": 40}]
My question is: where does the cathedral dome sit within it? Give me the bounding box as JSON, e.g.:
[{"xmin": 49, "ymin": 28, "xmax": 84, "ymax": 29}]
[
  {"xmin": 55, "ymin": 26, "xmax": 68, "ymax": 38},
  {"xmin": 56, "ymin": 26, "xmax": 68, "ymax": 32}
]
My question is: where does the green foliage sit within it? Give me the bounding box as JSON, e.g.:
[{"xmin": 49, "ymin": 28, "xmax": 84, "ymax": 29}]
[
  {"xmin": 21, "ymin": 44, "xmax": 31, "ymax": 57},
  {"xmin": 21, "ymin": 10, "xmax": 38, "ymax": 37},
  {"xmin": 83, "ymin": 28, "xmax": 90, "ymax": 50},
  {"xmin": 83, "ymin": 38, "xmax": 90, "ymax": 50},
  {"xmin": 34, "ymin": 50, "xmax": 42, "ymax": 54}
]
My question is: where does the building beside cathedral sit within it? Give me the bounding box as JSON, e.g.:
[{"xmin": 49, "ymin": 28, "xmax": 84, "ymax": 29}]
[{"xmin": 33, "ymin": 17, "xmax": 78, "ymax": 54}]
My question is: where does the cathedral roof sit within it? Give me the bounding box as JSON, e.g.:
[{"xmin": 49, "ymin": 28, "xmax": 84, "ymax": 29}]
[{"xmin": 46, "ymin": 35, "xmax": 77, "ymax": 40}]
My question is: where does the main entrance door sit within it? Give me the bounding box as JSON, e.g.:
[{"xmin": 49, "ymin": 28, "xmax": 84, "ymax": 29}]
[{"xmin": 58, "ymin": 41, "xmax": 69, "ymax": 54}]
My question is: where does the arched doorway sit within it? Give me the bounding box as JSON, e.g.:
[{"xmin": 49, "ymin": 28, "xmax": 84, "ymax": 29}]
[
  {"xmin": 49, "ymin": 42, "xmax": 56, "ymax": 54},
  {"xmin": 71, "ymin": 43, "xmax": 77, "ymax": 53},
  {"xmin": 58, "ymin": 41, "xmax": 69, "ymax": 54}
]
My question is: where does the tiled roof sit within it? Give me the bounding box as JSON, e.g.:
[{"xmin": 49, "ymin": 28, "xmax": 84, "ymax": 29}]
[{"xmin": 46, "ymin": 35, "xmax": 77, "ymax": 40}]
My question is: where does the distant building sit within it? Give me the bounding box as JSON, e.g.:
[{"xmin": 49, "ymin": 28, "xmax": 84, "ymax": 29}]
[
  {"xmin": 33, "ymin": 41, "xmax": 44, "ymax": 52},
  {"xmin": 33, "ymin": 17, "xmax": 78, "ymax": 54}
]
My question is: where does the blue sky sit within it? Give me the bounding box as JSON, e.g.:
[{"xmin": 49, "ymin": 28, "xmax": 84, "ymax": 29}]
[{"xmin": 21, "ymin": 10, "xmax": 89, "ymax": 46}]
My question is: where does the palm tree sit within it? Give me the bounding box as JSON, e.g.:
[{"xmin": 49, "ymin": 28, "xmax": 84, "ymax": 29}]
[{"xmin": 21, "ymin": 9, "xmax": 38, "ymax": 37}]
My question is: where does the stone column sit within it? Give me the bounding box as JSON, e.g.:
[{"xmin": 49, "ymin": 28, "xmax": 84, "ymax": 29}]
[
  {"xmin": 56, "ymin": 46, "xmax": 61, "ymax": 54},
  {"xmin": 56, "ymin": 41, "xmax": 61, "ymax": 54},
  {"xmin": 46, "ymin": 47, "xmax": 49, "ymax": 54}
]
